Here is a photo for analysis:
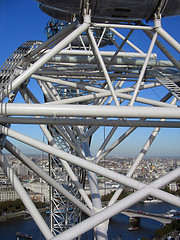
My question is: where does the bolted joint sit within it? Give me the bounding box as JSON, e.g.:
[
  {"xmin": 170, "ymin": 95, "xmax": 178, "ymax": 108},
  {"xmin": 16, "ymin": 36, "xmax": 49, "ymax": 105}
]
[
  {"xmin": 154, "ymin": 13, "xmax": 162, "ymax": 29},
  {"xmin": 83, "ymin": 10, "xmax": 91, "ymax": 23},
  {"xmin": 83, "ymin": 0, "xmax": 91, "ymax": 23},
  {"xmin": 8, "ymin": 93, "xmax": 15, "ymax": 102}
]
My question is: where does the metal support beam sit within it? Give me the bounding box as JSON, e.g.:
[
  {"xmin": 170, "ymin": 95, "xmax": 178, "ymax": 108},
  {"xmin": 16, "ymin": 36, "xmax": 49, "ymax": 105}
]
[
  {"xmin": 48, "ymin": 55, "xmax": 175, "ymax": 67},
  {"xmin": 0, "ymin": 117, "xmax": 180, "ymax": 127},
  {"xmin": 49, "ymin": 50, "xmax": 156, "ymax": 59},
  {"xmin": 0, "ymin": 20, "xmax": 90, "ymax": 101},
  {"xmin": 0, "ymin": 152, "xmax": 54, "ymax": 240},
  {"xmin": 156, "ymin": 25, "xmax": 180, "ymax": 53},
  {"xmin": 129, "ymin": 32, "xmax": 158, "ymax": 106},
  {"xmin": 87, "ymin": 28, "xmax": 119, "ymax": 106},
  {"xmin": 20, "ymin": 86, "xmax": 92, "ymax": 209},
  {"xmin": 4, "ymin": 140, "xmax": 92, "ymax": 216},
  {"xmin": 0, "ymin": 104, "xmax": 179, "ymax": 119},
  {"xmin": 0, "ymin": 11, "xmax": 179, "ymax": 240},
  {"xmin": 51, "ymin": 167, "xmax": 180, "ymax": 240},
  {"xmin": 82, "ymin": 140, "xmax": 108, "ymax": 240},
  {"xmin": 2, "ymin": 125, "xmax": 179, "ymax": 195}
]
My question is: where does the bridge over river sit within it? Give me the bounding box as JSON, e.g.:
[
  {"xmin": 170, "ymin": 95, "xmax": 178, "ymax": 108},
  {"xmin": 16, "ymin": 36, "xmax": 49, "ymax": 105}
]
[{"xmin": 122, "ymin": 209, "xmax": 178, "ymax": 225}]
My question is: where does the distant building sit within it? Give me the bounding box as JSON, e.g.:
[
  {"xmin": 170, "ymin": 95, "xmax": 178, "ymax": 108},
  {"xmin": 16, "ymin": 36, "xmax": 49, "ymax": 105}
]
[
  {"xmin": 0, "ymin": 186, "xmax": 19, "ymax": 202},
  {"xmin": 18, "ymin": 163, "xmax": 29, "ymax": 176},
  {"xmin": 169, "ymin": 182, "xmax": 178, "ymax": 192},
  {"xmin": 23, "ymin": 182, "xmax": 49, "ymax": 202},
  {"xmin": 29, "ymin": 193, "xmax": 45, "ymax": 202},
  {"xmin": 0, "ymin": 172, "xmax": 8, "ymax": 185},
  {"xmin": 177, "ymin": 161, "xmax": 180, "ymax": 166}
]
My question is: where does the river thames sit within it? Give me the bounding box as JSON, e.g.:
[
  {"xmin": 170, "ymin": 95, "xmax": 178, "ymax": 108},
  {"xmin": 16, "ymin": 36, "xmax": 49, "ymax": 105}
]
[{"xmin": 0, "ymin": 202, "xmax": 179, "ymax": 240}]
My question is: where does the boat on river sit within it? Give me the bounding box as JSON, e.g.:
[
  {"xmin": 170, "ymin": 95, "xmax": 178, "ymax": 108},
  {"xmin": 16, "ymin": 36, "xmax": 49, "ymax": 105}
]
[
  {"xmin": 16, "ymin": 232, "xmax": 33, "ymax": 239},
  {"xmin": 128, "ymin": 226, "xmax": 140, "ymax": 231}
]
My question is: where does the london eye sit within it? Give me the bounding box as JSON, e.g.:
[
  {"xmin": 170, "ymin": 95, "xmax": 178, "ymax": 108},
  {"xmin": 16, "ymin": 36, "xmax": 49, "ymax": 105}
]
[{"xmin": 0, "ymin": 0, "xmax": 180, "ymax": 239}]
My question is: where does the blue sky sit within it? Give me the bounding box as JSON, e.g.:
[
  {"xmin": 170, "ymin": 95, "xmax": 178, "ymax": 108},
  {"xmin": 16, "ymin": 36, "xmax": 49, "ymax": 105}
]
[{"xmin": 0, "ymin": 0, "xmax": 180, "ymax": 157}]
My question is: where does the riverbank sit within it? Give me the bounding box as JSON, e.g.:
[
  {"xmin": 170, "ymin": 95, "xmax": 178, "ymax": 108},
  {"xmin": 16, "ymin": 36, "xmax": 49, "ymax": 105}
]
[
  {"xmin": 0, "ymin": 208, "xmax": 47, "ymax": 222},
  {"xmin": 0, "ymin": 211, "xmax": 26, "ymax": 222}
]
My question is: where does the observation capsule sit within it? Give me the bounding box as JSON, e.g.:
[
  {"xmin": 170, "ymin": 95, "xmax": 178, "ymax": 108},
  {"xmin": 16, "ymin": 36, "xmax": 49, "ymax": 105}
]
[{"xmin": 37, "ymin": 0, "xmax": 180, "ymax": 23}]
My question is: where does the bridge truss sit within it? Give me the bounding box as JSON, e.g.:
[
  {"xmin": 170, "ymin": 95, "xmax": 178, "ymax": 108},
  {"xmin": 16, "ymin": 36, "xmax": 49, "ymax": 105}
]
[{"xmin": 0, "ymin": 9, "xmax": 180, "ymax": 240}]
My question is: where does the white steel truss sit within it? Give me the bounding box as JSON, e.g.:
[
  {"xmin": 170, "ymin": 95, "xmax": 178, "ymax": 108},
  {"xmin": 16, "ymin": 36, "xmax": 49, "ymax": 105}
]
[{"xmin": 0, "ymin": 8, "xmax": 180, "ymax": 240}]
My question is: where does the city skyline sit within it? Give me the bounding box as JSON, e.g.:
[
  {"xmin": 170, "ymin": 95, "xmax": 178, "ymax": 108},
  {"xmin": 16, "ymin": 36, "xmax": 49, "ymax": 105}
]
[
  {"xmin": 0, "ymin": 0, "xmax": 180, "ymax": 157},
  {"xmin": 0, "ymin": 1, "xmax": 179, "ymax": 239}
]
